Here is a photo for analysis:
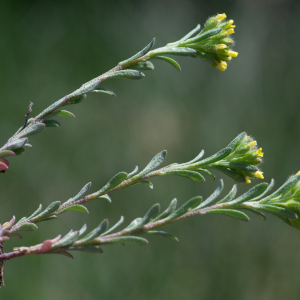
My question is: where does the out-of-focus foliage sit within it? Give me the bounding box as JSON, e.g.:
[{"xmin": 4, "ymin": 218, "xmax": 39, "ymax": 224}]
[{"xmin": 1, "ymin": 0, "xmax": 300, "ymax": 299}]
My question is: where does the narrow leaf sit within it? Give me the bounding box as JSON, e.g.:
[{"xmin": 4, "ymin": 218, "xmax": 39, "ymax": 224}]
[
  {"xmin": 18, "ymin": 123, "xmax": 45, "ymax": 138},
  {"xmin": 152, "ymin": 56, "xmax": 181, "ymax": 71},
  {"xmin": 211, "ymin": 166, "xmax": 246, "ymax": 183},
  {"xmin": 128, "ymin": 165, "xmax": 139, "ymax": 178},
  {"xmin": 130, "ymin": 61, "xmax": 154, "ymax": 70},
  {"xmin": 125, "ymin": 218, "xmax": 143, "ymax": 230},
  {"xmin": 106, "ymin": 236, "xmax": 148, "ymax": 245},
  {"xmin": 138, "ymin": 204, "xmax": 160, "ymax": 227},
  {"xmin": 50, "ymin": 251, "xmax": 74, "ymax": 259},
  {"xmin": 251, "ymin": 179, "xmax": 275, "ymax": 202},
  {"xmin": 79, "ymin": 224, "xmax": 87, "ymax": 237},
  {"xmin": 97, "ymin": 194, "xmax": 112, "ymax": 203},
  {"xmin": 53, "ymin": 231, "xmax": 79, "ymax": 248},
  {"xmin": 105, "ymin": 70, "xmax": 145, "ymax": 80},
  {"xmin": 56, "ymin": 110, "xmax": 75, "ymax": 118},
  {"xmin": 101, "ymin": 216, "xmax": 124, "ymax": 236},
  {"xmin": 143, "ymin": 231, "xmax": 179, "ymax": 242},
  {"xmin": 152, "ymin": 198, "xmax": 177, "ymax": 221},
  {"xmin": 65, "ymin": 182, "xmax": 92, "ymax": 204},
  {"xmin": 246, "ymin": 209, "xmax": 266, "ymax": 220},
  {"xmin": 35, "ymin": 201, "xmax": 61, "ymax": 219},
  {"xmin": 183, "ymin": 150, "xmax": 205, "ymax": 165},
  {"xmin": 196, "ymin": 180, "xmax": 224, "ymax": 209},
  {"xmin": 182, "ymin": 28, "xmax": 222, "ymax": 44},
  {"xmin": 165, "ymin": 170, "xmax": 205, "ymax": 182},
  {"xmin": 130, "ymin": 180, "xmax": 153, "ymax": 189},
  {"xmin": 38, "ymin": 216, "xmax": 58, "ymax": 222},
  {"xmin": 138, "ymin": 150, "xmax": 167, "ymax": 177},
  {"xmin": 254, "ymin": 204, "xmax": 298, "ymax": 219},
  {"xmin": 28, "ymin": 204, "xmax": 43, "ymax": 219},
  {"xmin": 151, "ymin": 47, "xmax": 196, "ymax": 56},
  {"xmin": 6, "ymin": 138, "xmax": 28, "ymax": 150},
  {"xmin": 197, "ymin": 169, "xmax": 215, "ymax": 180},
  {"xmin": 178, "ymin": 24, "xmax": 201, "ymax": 42},
  {"xmin": 119, "ymin": 38, "xmax": 155, "ymax": 66},
  {"xmin": 18, "ymin": 223, "xmax": 38, "ymax": 232},
  {"xmin": 43, "ymin": 119, "xmax": 60, "ymax": 127},
  {"xmin": 195, "ymin": 148, "xmax": 232, "ymax": 167},
  {"xmin": 92, "ymin": 87, "xmax": 116, "ymax": 97},
  {"xmin": 229, "ymin": 182, "xmax": 269, "ymax": 205},
  {"xmin": 205, "ymin": 209, "xmax": 250, "ymax": 221},
  {"xmin": 59, "ymin": 205, "xmax": 89, "ymax": 214},
  {"xmin": 167, "ymin": 196, "xmax": 202, "ymax": 220},
  {"xmin": 80, "ymin": 219, "xmax": 109, "ymax": 243},
  {"xmin": 70, "ymin": 245, "xmax": 103, "ymax": 253},
  {"xmin": 64, "ymin": 94, "xmax": 86, "ymax": 106},
  {"xmin": 227, "ymin": 132, "xmax": 246, "ymax": 149},
  {"xmin": 0, "ymin": 150, "xmax": 16, "ymax": 158},
  {"xmin": 217, "ymin": 184, "xmax": 237, "ymax": 204}
]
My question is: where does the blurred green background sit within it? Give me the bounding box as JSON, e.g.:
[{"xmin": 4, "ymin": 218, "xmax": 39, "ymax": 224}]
[{"xmin": 1, "ymin": 0, "xmax": 300, "ymax": 299}]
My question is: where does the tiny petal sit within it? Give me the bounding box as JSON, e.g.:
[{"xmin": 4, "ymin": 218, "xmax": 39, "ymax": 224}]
[
  {"xmin": 217, "ymin": 61, "xmax": 227, "ymax": 71},
  {"xmin": 227, "ymin": 28, "xmax": 235, "ymax": 35},
  {"xmin": 255, "ymin": 171, "xmax": 264, "ymax": 179},
  {"xmin": 215, "ymin": 13, "xmax": 226, "ymax": 21},
  {"xmin": 245, "ymin": 176, "xmax": 251, "ymax": 184}
]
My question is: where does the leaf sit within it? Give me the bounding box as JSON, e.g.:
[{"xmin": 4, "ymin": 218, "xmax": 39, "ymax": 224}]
[
  {"xmin": 253, "ymin": 204, "xmax": 298, "ymax": 219},
  {"xmin": 167, "ymin": 196, "xmax": 202, "ymax": 220},
  {"xmin": 138, "ymin": 150, "xmax": 167, "ymax": 177},
  {"xmin": 6, "ymin": 138, "xmax": 28, "ymax": 150},
  {"xmin": 130, "ymin": 61, "xmax": 154, "ymax": 70},
  {"xmin": 79, "ymin": 219, "xmax": 109, "ymax": 243},
  {"xmin": 92, "ymin": 87, "xmax": 116, "ymax": 97},
  {"xmin": 64, "ymin": 94, "xmax": 86, "ymax": 106},
  {"xmin": 143, "ymin": 231, "xmax": 179, "ymax": 242},
  {"xmin": 152, "ymin": 198, "xmax": 177, "ymax": 221},
  {"xmin": 18, "ymin": 223, "xmax": 38, "ymax": 232},
  {"xmin": 97, "ymin": 194, "xmax": 112, "ymax": 203},
  {"xmin": 17, "ymin": 217, "xmax": 27, "ymax": 223},
  {"xmin": 28, "ymin": 204, "xmax": 43, "ymax": 219},
  {"xmin": 212, "ymin": 166, "xmax": 246, "ymax": 183},
  {"xmin": 205, "ymin": 209, "xmax": 250, "ymax": 222},
  {"xmin": 196, "ymin": 180, "xmax": 224, "ymax": 209},
  {"xmin": 53, "ymin": 231, "xmax": 79, "ymax": 248},
  {"xmin": 152, "ymin": 56, "xmax": 181, "ymax": 71},
  {"xmin": 137, "ymin": 204, "xmax": 160, "ymax": 228},
  {"xmin": 2, "ymin": 216, "xmax": 16, "ymax": 230},
  {"xmin": 128, "ymin": 165, "xmax": 139, "ymax": 178},
  {"xmin": 246, "ymin": 209, "xmax": 266, "ymax": 220},
  {"xmin": 224, "ymin": 162, "xmax": 258, "ymax": 173},
  {"xmin": 38, "ymin": 216, "xmax": 58, "ymax": 222},
  {"xmin": 35, "ymin": 201, "xmax": 61, "ymax": 219},
  {"xmin": 18, "ymin": 123, "xmax": 45, "ymax": 138},
  {"xmin": 227, "ymin": 132, "xmax": 247, "ymax": 149},
  {"xmin": 64, "ymin": 182, "xmax": 92, "ymax": 205},
  {"xmin": 99, "ymin": 172, "xmax": 128, "ymax": 193},
  {"xmin": 105, "ymin": 70, "xmax": 145, "ymax": 80},
  {"xmin": 101, "ymin": 216, "xmax": 124, "ymax": 236},
  {"xmin": 56, "ymin": 110, "xmax": 75, "ymax": 118},
  {"xmin": 165, "ymin": 170, "xmax": 205, "ymax": 182},
  {"xmin": 178, "ymin": 24, "xmax": 201, "ymax": 43},
  {"xmin": 0, "ymin": 150, "xmax": 16, "ymax": 158},
  {"xmin": 59, "ymin": 205, "xmax": 89, "ymax": 214},
  {"xmin": 125, "ymin": 218, "xmax": 143, "ymax": 230},
  {"xmin": 182, "ymin": 28, "xmax": 222, "ymax": 44},
  {"xmin": 12, "ymin": 147, "xmax": 25, "ymax": 155},
  {"xmin": 130, "ymin": 180, "xmax": 153, "ymax": 189},
  {"xmin": 182, "ymin": 150, "xmax": 205, "ymax": 165},
  {"xmin": 195, "ymin": 148, "xmax": 232, "ymax": 167},
  {"xmin": 197, "ymin": 169, "xmax": 215, "ymax": 180},
  {"xmin": 118, "ymin": 38, "xmax": 155, "ymax": 66},
  {"xmin": 106, "ymin": 236, "xmax": 148, "ymax": 245},
  {"xmin": 217, "ymin": 184, "xmax": 237, "ymax": 204},
  {"xmin": 43, "ymin": 119, "xmax": 61, "ymax": 127},
  {"xmin": 49, "ymin": 251, "xmax": 74, "ymax": 259},
  {"xmin": 229, "ymin": 183, "xmax": 269, "ymax": 205},
  {"xmin": 70, "ymin": 245, "xmax": 103, "ymax": 253},
  {"xmin": 151, "ymin": 47, "xmax": 196, "ymax": 56},
  {"xmin": 79, "ymin": 224, "xmax": 87, "ymax": 237},
  {"xmin": 251, "ymin": 179, "xmax": 275, "ymax": 202}
]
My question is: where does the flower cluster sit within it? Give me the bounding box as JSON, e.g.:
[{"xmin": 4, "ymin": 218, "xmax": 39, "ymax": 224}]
[
  {"xmin": 178, "ymin": 13, "xmax": 238, "ymax": 71},
  {"xmin": 207, "ymin": 133, "xmax": 264, "ymax": 183}
]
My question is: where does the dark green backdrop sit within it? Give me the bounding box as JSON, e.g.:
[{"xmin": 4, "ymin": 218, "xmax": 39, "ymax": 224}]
[{"xmin": 1, "ymin": 0, "xmax": 300, "ymax": 299}]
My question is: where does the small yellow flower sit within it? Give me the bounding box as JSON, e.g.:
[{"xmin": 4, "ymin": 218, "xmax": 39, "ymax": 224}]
[
  {"xmin": 216, "ymin": 44, "xmax": 227, "ymax": 50},
  {"xmin": 227, "ymin": 28, "xmax": 235, "ymax": 35},
  {"xmin": 228, "ymin": 50, "xmax": 238, "ymax": 57},
  {"xmin": 256, "ymin": 148, "xmax": 264, "ymax": 157},
  {"xmin": 248, "ymin": 140, "xmax": 257, "ymax": 147},
  {"xmin": 217, "ymin": 61, "xmax": 227, "ymax": 71},
  {"xmin": 215, "ymin": 13, "xmax": 227, "ymax": 22},
  {"xmin": 245, "ymin": 176, "xmax": 251, "ymax": 184},
  {"xmin": 255, "ymin": 171, "xmax": 264, "ymax": 179},
  {"xmin": 226, "ymin": 20, "xmax": 235, "ymax": 28}
]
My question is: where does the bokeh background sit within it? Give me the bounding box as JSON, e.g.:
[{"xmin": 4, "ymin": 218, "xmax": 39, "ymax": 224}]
[{"xmin": 1, "ymin": 0, "xmax": 300, "ymax": 299}]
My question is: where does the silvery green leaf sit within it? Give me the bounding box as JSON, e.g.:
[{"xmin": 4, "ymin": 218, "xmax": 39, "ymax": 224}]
[
  {"xmin": 0, "ymin": 150, "xmax": 16, "ymax": 158},
  {"xmin": 227, "ymin": 132, "xmax": 246, "ymax": 149},
  {"xmin": 79, "ymin": 219, "xmax": 109, "ymax": 243},
  {"xmin": 167, "ymin": 196, "xmax": 202, "ymax": 221},
  {"xmin": 24, "ymin": 143, "xmax": 33, "ymax": 148},
  {"xmin": 125, "ymin": 218, "xmax": 142, "ymax": 230},
  {"xmin": 35, "ymin": 201, "xmax": 61, "ymax": 219},
  {"xmin": 106, "ymin": 236, "xmax": 148, "ymax": 245},
  {"xmin": 101, "ymin": 216, "xmax": 124, "ymax": 236},
  {"xmin": 136, "ymin": 204, "xmax": 160, "ymax": 228},
  {"xmin": 17, "ymin": 123, "xmax": 45, "ymax": 138},
  {"xmin": 92, "ymin": 87, "xmax": 116, "ymax": 97},
  {"xmin": 143, "ymin": 231, "xmax": 179, "ymax": 242},
  {"xmin": 246, "ymin": 209, "xmax": 266, "ymax": 220},
  {"xmin": 130, "ymin": 61, "xmax": 154, "ymax": 70},
  {"xmin": 217, "ymin": 184, "xmax": 237, "ymax": 204},
  {"xmin": 45, "ymin": 110, "xmax": 75, "ymax": 119},
  {"xmin": 197, "ymin": 169, "xmax": 215, "ymax": 180},
  {"xmin": 195, "ymin": 148, "xmax": 232, "ymax": 167},
  {"xmin": 79, "ymin": 224, "xmax": 87, "ymax": 237},
  {"xmin": 223, "ymin": 162, "xmax": 257, "ymax": 173},
  {"xmin": 151, "ymin": 47, "xmax": 196, "ymax": 56},
  {"xmin": 196, "ymin": 180, "xmax": 224, "ymax": 209},
  {"xmin": 165, "ymin": 170, "xmax": 205, "ymax": 182},
  {"xmin": 64, "ymin": 182, "xmax": 92, "ymax": 205},
  {"xmin": 211, "ymin": 166, "xmax": 246, "ymax": 183},
  {"xmin": 18, "ymin": 223, "xmax": 38, "ymax": 232},
  {"xmin": 6, "ymin": 138, "xmax": 28, "ymax": 150},
  {"xmin": 182, "ymin": 150, "xmax": 205, "ymax": 165},
  {"xmin": 152, "ymin": 198, "xmax": 177, "ymax": 222},
  {"xmin": 17, "ymin": 217, "xmax": 27, "ymax": 224},
  {"xmin": 64, "ymin": 94, "xmax": 86, "ymax": 106},
  {"xmin": 38, "ymin": 216, "xmax": 58, "ymax": 222},
  {"xmin": 43, "ymin": 119, "xmax": 60, "ymax": 127},
  {"xmin": 138, "ymin": 150, "xmax": 167, "ymax": 178},
  {"xmin": 130, "ymin": 180, "xmax": 153, "ymax": 189},
  {"xmin": 119, "ymin": 38, "xmax": 155, "ymax": 66},
  {"xmin": 97, "ymin": 194, "xmax": 112, "ymax": 203},
  {"xmin": 128, "ymin": 165, "xmax": 138, "ymax": 178},
  {"xmin": 253, "ymin": 204, "xmax": 297, "ymax": 219},
  {"xmin": 229, "ymin": 183, "xmax": 269, "ymax": 205},
  {"xmin": 182, "ymin": 28, "xmax": 222, "ymax": 44},
  {"xmin": 178, "ymin": 24, "xmax": 201, "ymax": 42},
  {"xmin": 28, "ymin": 204, "xmax": 42, "ymax": 219},
  {"xmin": 70, "ymin": 245, "xmax": 103, "ymax": 253},
  {"xmin": 251, "ymin": 179, "xmax": 275, "ymax": 202},
  {"xmin": 105, "ymin": 70, "xmax": 145, "ymax": 80},
  {"xmin": 204, "ymin": 209, "xmax": 250, "ymax": 222},
  {"xmin": 99, "ymin": 172, "xmax": 128, "ymax": 194},
  {"xmin": 59, "ymin": 205, "xmax": 89, "ymax": 214},
  {"xmin": 152, "ymin": 56, "xmax": 181, "ymax": 71},
  {"xmin": 53, "ymin": 231, "xmax": 79, "ymax": 248}
]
